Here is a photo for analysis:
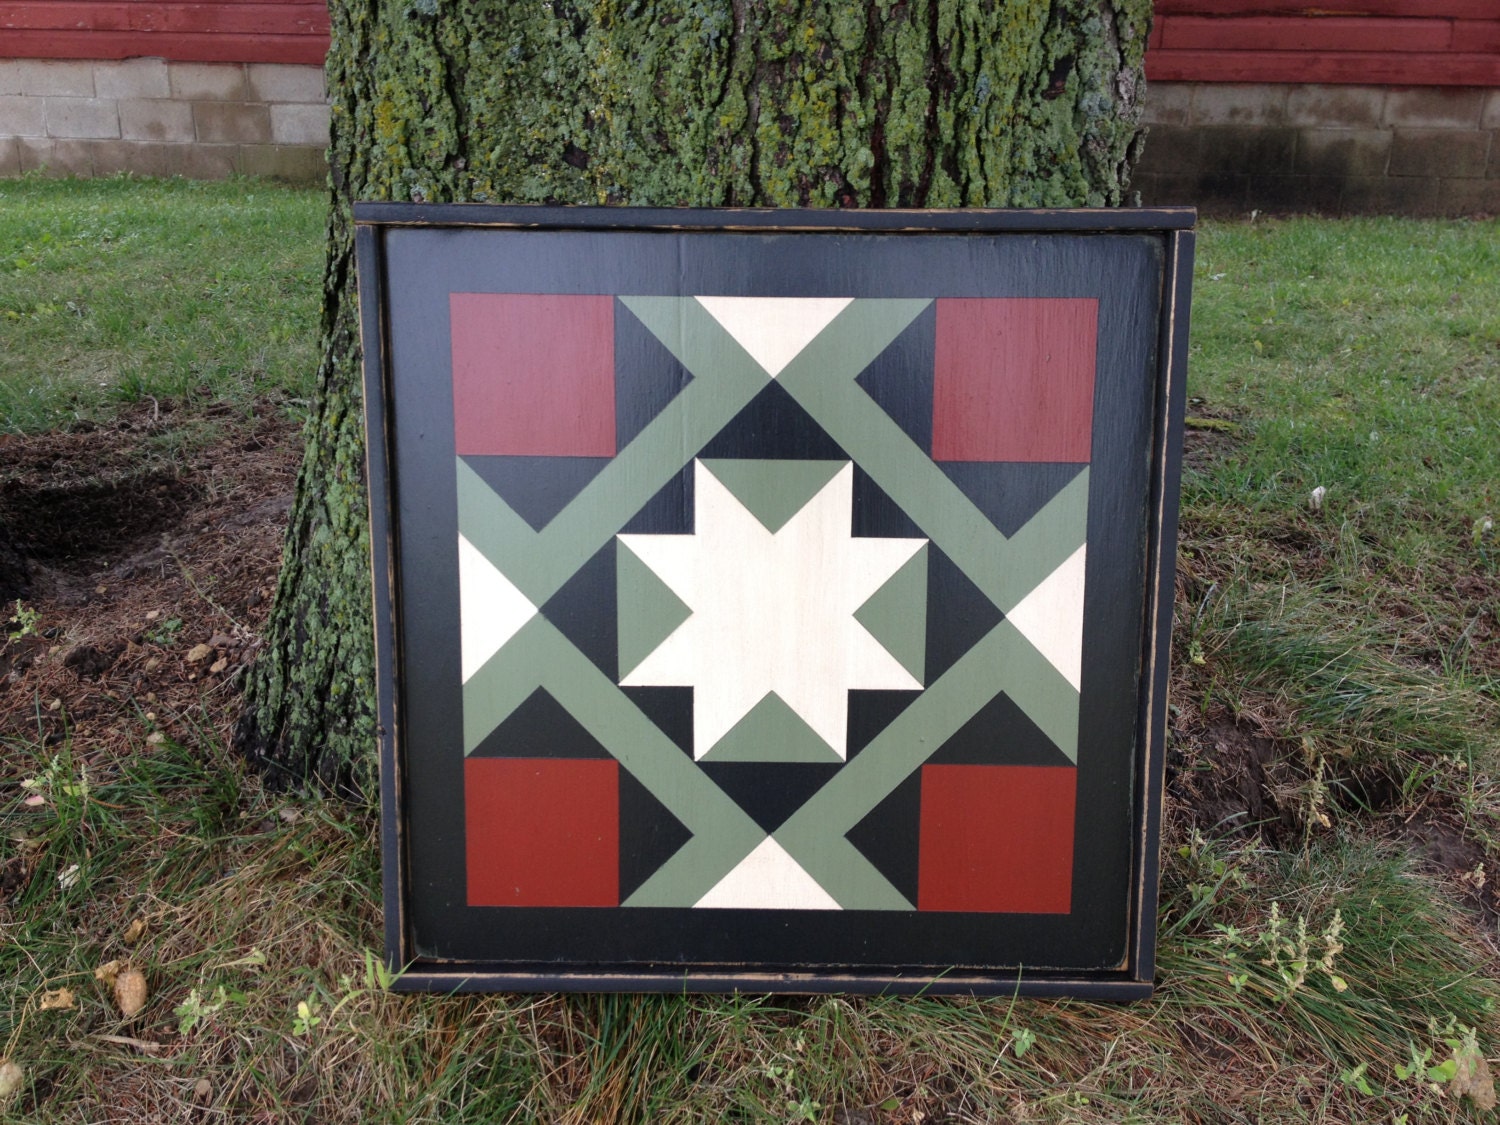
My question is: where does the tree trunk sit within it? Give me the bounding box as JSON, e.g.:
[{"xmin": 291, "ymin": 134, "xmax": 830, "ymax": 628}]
[{"xmin": 236, "ymin": 0, "xmax": 1153, "ymax": 792}]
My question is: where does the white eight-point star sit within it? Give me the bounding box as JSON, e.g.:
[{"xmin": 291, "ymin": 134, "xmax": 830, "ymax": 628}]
[{"xmin": 618, "ymin": 460, "xmax": 925, "ymax": 760}]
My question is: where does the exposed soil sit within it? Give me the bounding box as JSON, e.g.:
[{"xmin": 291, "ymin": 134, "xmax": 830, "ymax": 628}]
[{"xmin": 0, "ymin": 399, "xmax": 301, "ymax": 858}]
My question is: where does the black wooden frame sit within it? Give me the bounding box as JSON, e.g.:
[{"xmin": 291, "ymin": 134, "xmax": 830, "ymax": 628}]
[{"xmin": 354, "ymin": 204, "xmax": 1195, "ymax": 998}]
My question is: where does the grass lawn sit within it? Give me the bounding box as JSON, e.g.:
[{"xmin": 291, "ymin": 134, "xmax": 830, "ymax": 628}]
[{"xmin": 0, "ymin": 177, "xmax": 1498, "ymax": 1123}]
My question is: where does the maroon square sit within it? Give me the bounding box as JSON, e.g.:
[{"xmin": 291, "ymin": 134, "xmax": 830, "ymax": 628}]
[
  {"xmin": 450, "ymin": 293, "xmax": 616, "ymax": 456},
  {"xmin": 917, "ymin": 764, "xmax": 1076, "ymax": 913},
  {"xmin": 931, "ymin": 298, "xmax": 1097, "ymax": 463},
  {"xmin": 465, "ymin": 758, "xmax": 619, "ymax": 907}
]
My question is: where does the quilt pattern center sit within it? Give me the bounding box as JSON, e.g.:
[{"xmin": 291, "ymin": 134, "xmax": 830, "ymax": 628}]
[{"xmin": 453, "ymin": 293, "xmax": 1095, "ymax": 915}]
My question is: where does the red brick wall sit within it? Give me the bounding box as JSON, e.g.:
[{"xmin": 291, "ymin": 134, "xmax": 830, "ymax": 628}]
[
  {"xmin": 0, "ymin": 1, "xmax": 329, "ymax": 66},
  {"xmin": 1147, "ymin": 0, "xmax": 1500, "ymax": 87}
]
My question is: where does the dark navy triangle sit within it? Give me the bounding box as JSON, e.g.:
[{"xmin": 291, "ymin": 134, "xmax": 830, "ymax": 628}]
[
  {"xmin": 927, "ymin": 691, "xmax": 1072, "ymax": 766},
  {"xmin": 462, "ymin": 455, "xmax": 611, "ymax": 533},
  {"xmin": 616, "ymin": 297, "xmax": 694, "ymax": 450},
  {"xmin": 619, "ymin": 767, "xmax": 693, "ymax": 901},
  {"xmin": 619, "ymin": 464, "xmax": 693, "ymax": 535},
  {"xmin": 925, "ymin": 543, "xmax": 1003, "ymax": 684},
  {"xmin": 853, "ymin": 301, "xmax": 935, "ymax": 455},
  {"xmin": 939, "ymin": 462, "xmax": 1087, "ymax": 538},
  {"xmin": 698, "ymin": 762, "xmax": 841, "ymax": 833},
  {"xmin": 622, "ymin": 686, "xmax": 694, "ymax": 757},
  {"xmin": 847, "ymin": 689, "xmax": 921, "ymax": 759},
  {"xmin": 539, "ymin": 540, "xmax": 617, "ymax": 681},
  {"xmin": 469, "ymin": 687, "xmax": 611, "ymax": 759},
  {"xmin": 697, "ymin": 381, "xmax": 848, "ymax": 460},
  {"xmin": 852, "ymin": 464, "xmax": 923, "ymax": 539},
  {"xmin": 845, "ymin": 768, "xmax": 921, "ymax": 905}
]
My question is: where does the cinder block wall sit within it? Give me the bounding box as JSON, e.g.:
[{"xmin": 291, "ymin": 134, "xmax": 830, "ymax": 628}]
[
  {"xmin": 0, "ymin": 58, "xmax": 327, "ymax": 182},
  {"xmin": 1134, "ymin": 82, "xmax": 1500, "ymax": 217}
]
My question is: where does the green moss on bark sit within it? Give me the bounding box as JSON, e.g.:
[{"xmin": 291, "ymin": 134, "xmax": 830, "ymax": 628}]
[{"xmin": 236, "ymin": 0, "xmax": 1151, "ymax": 790}]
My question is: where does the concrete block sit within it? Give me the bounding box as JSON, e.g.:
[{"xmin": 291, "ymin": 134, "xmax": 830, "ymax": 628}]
[
  {"xmin": 1195, "ymin": 125, "xmax": 1296, "ymax": 172},
  {"xmin": 169, "ymin": 142, "xmax": 239, "ymax": 179},
  {"xmin": 269, "ymin": 102, "xmax": 329, "ymax": 146},
  {"xmin": 1389, "ymin": 129, "xmax": 1490, "ymax": 178},
  {"xmin": 1187, "ymin": 171, "xmax": 1251, "ymax": 215},
  {"xmin": 1295, "ymin": 129, "xmax": 1391, "ymax": 178},
  {"xmin": 1137, "ymin": 174, "xmax": 1202, "ymax": 207},
  {"xmin": 1484, "ymin": 91, "xmax": 1500, "ymax": 131},
  {"xmin": 94, "ymin": 59, "xmax": 170, "ymax": 101},
  {"xmin": 17, "ymin": 137, "xmax": 93, "ymax": 177},
  {"xmin": 15, "ymin": 60, "xmax": 94, "ymax": 97},
  {"xmin": 0, "ymin": 95, "xmax": 46, "ymax": 137},
  {"xmin": 169, "ymin": 62, "xmax": 248, "ymax": 102},
  {"xmin": 1341, "ymin": 175, "xmax": 1441, "ymax": 216},
  {"xmin": 1247, "ymin": 174, "xmax": 1343, "ymax": 216},
  {"xmin": 0, "ymin": 136, "xmax": 20, "ymax": 176},
  {"xmin": 1143, "ymin": 81, "xmax": 1194, "ymax": 126},
  {"xmin": 44, "ymin": 97, "xmax": 120, "ymax": 140},
  {"xmin": 1384, "ymin": 88, "xmax": 1484, "ymax": 129},
  {"xmin": 1189, "ymin": 84, "xmax": 1288, "ymax": 126},
  {"xmin": 119, "ymin": 99, "xmax": 195, "ymax": 143},
  {"xmin": 1438, "ymin": 177, "xmax": 1500, "ymax": 217},
  {"xmin": 1489, "ymin": 133, "xmax": 1500, "ymax": 179},
  {"xmin": 1134, "ymin": 125, "xmax": 1203, "ymax": 174},
  {"xmin": 1286, "ymin": 85, "xmax": 1384, "ymax": 130},
  {"xmin": 247, "ymin": 63, "xmax": 325, "ymax": 104},
  {"xmin": 238, "ymin": 143, "xmax": 328, "ymax": 183},
  {"xmin": 91, "ymin": 140, "xmax": 173, "ymax": 178},
  {"xmin": 194, "ymin": 102, "xmax": 271, "ymax": 144},
  {"xmin": 0, "ymin": 61, "xmax": 23, "ymax": 97}
]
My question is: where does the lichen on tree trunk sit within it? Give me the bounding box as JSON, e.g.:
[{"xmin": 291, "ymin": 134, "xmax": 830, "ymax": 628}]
[{"xmin": 235, "ymin": 0, "xmax": 1153, "ymax": 791}]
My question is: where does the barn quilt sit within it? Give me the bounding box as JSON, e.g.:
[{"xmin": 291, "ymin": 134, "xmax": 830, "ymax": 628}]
[{"xmin": 361, "ymin": 212, "xmax": 1189, "ymax": 992}]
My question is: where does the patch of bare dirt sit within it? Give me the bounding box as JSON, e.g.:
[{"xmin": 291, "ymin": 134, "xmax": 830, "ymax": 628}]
[{"xmin": 0, "ymin": 400, "xmax": 301, "ymax": 831}]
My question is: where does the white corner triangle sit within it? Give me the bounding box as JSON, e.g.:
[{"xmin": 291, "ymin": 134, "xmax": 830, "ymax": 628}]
[
  {"xmin": 458, "ymin": 534, "xmax": 537, "ymax": 683},
  {"xmin": 1005, "ymin": 543, "xmax": 1086, "ymax": 691},
  {"xmin": 693, "ymin": 837, "xmax": 842, "ymax": 910},
  {"xmin": 694, "ymin": 296, "xmax": 853, "ymax": 378}
]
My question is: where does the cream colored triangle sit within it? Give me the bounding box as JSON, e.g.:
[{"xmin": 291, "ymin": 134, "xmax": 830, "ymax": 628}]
[
  {"xmin": 1005, "ymin": 543, "xmax": 1086, "ymax": 691},
  {"xmin": 458, "ymin": 534, "xmax": 537, "ymax": 683},
  {"xmin": 693, "ymin": 837, "xmax": 841, "ymax": 910},
  {"xmin": 694, "ymin": 296, "xmax": 853, "ymax": 378}
]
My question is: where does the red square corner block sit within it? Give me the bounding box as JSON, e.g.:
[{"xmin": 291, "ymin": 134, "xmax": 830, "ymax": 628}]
[
  {"xmin": 465, "ymin": 757, "xmax": 619, "ymax": 907},
  {"xmin": 450, "ymin": 293, "xmax": 616, "ymax": 457},
  {"xmin": 931, "ymin": 298, "xmax": 1098, "ymax": 463},
  {"xmin": 918, "ymin": 764, "xmax": 1076, "ymax": 913}
]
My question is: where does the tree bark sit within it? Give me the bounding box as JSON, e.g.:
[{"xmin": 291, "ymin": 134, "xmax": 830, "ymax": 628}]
[{"xmin": 236, "ymin": 0, "xmax": 1153, "ymax": 792}]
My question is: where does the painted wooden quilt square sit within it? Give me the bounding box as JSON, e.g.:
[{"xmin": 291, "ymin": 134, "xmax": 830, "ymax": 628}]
[
  {"xmin": 465, "ymin": 757, "xmax": 619, "ymax": 907},
  {"xmin": 932, "ymin": 298, "xmax": 1098, "ymax": 463},
  {"xmin": 450, "ymin": 293, "xmax": 616, "ymax": 457},
  {"xmin": 917, "ymin": 764, "xmax": 1076, "ymax": 913}
]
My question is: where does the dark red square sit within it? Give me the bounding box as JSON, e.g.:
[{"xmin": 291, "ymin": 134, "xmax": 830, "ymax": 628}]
[
  {"xmin": 917, "ymin": 764, "xmax": 1076, "ymax": 913},
  {"xmin": 450, "ymin": 293, "xmax": 616, "ymax": 456},
  {"xmin": 931, "ymin": 298, "xmax": 1097, "ymax": 463},
  {"xmin": 465, "ymin": 758, "xmax": 619, "ymax": 907}
]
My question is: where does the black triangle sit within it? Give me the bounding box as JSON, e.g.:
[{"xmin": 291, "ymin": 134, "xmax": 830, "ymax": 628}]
[
  {"xmin": 622, "ymin": 686, "xmax": 694, "ymax": 757},
  {"xmin": 925, "ymin": 543, "xmax": 1003, "ymax": 684},
  {"xmin": 462, "ymin": 455, "xmax": 611, "ymax": 532},
  {"xmin": 619, "ymin": 768, "xmax": 694, "ymax": 900},
  {"xmin": 620, "ymin": 464, "xmax": 693, "ymax": 535},
  {"xmin": 697, "ymin": 381, "xmax": 848, "ymax": 460},
  {"xmin": 845, "ymin": 768, "xmax": 921, "ymax": 904},
  {"xmin": 853, "ymin": 301, "xmax": 936, "ymax": 455},
  {"xmin": 469, "ymin": 687, "xmax": 612, "ymax": 759},
  {"xmin": 540, "ymin": 540, "xmax": 617, "ymax": 681},
  {"xmin": 847, "ymin": 689, "xmax": 921, "ymax": 759},
  {"xmin": 927, "ymin": 691, "xmax": 1071, "ymax": 766},
  {"xmin": 698, "ymin": 762, "xmax": 842, "ymax": 833},
  {"xmin": 852, "ymin": 464, "xmax": 923, "ymax": 539},
  {"xmin": 938, "ymin": 462, "xmax": 1087, "ymax": 538},
  {"xmin": 616, "ymin": 298, "xmax": 695, "ymax": 450}
]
